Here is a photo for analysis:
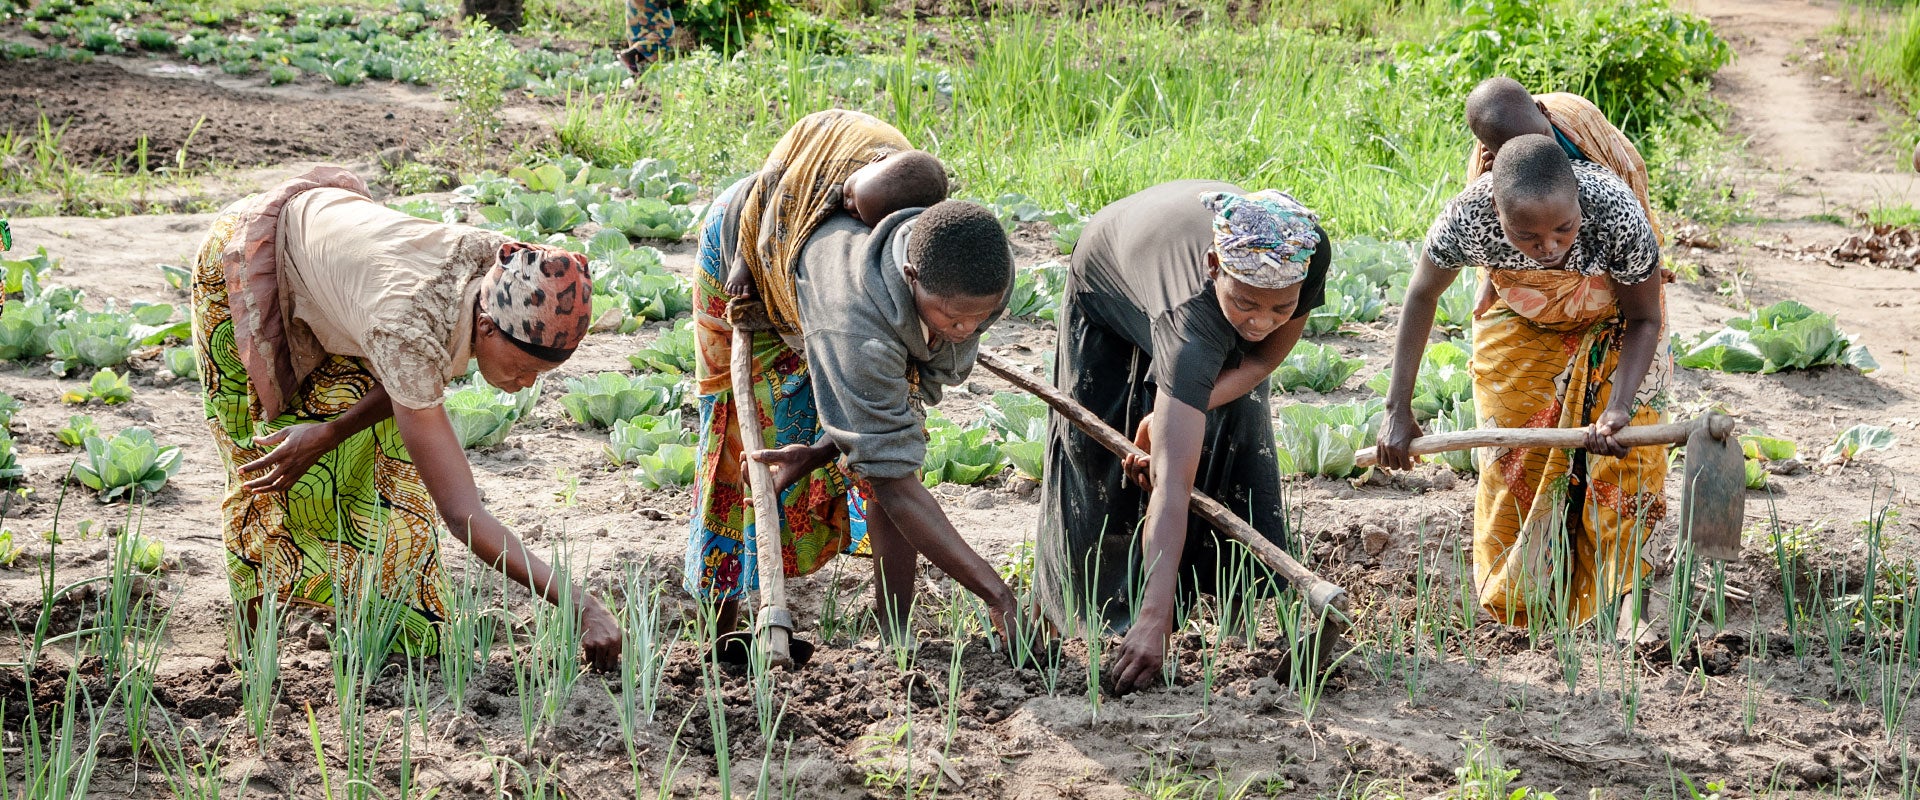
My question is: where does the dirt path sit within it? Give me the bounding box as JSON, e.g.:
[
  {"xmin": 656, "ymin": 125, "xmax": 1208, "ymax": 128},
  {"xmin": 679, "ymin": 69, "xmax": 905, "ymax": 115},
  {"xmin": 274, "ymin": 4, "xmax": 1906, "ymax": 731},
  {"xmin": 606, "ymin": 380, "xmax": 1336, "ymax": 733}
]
[
  {"xmin": 1676, "ymin": 0, "xmax": 1920, "ymax": 479},
  {"xmin": 1689, "ymin": 0, "xmax": 1920, "ymax": 215}
]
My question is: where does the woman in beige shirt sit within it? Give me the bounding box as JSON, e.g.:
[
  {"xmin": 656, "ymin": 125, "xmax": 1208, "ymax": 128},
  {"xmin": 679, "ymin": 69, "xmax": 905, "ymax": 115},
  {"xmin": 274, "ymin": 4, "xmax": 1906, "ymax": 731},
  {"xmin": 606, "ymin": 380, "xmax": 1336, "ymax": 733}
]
[{"xmin": 190, "ymin": 167, "xmax": 619, "ymax": 666}]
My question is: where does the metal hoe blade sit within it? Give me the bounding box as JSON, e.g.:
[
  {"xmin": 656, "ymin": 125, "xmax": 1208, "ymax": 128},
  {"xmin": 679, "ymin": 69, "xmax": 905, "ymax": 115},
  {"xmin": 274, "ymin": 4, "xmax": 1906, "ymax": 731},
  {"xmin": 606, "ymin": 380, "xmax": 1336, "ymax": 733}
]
[{"xmin": 1679, "ymin": 412, "xmax": 1745, "ymax": 562}]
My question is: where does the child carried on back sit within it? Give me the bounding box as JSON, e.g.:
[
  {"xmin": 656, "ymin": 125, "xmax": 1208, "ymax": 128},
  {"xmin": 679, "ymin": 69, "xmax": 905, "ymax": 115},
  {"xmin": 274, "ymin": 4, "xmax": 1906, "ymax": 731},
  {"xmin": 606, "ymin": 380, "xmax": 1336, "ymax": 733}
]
[{"xmin": 724, "ymin": 149, "xmax": 950, "ymax": 298}]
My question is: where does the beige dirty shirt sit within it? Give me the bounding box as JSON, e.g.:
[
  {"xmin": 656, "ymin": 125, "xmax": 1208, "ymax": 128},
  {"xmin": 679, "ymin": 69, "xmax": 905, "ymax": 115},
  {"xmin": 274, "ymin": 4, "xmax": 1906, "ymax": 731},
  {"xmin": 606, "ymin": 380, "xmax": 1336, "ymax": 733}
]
[{"xmin": 276, "ymin": 187, "xmax": 507, "ymax": 409}]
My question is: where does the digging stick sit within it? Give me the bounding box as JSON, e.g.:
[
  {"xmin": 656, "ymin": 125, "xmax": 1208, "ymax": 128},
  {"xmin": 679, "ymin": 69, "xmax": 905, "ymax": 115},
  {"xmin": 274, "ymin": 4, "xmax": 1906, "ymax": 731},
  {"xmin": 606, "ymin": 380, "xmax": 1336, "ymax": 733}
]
[
  {"xmin": 974, "ymin": 351, "xmax": 1352, "ymax": 629},
  {"xmin": 732, "ymin": 322, "xmax": 795, "ymax": 669}
]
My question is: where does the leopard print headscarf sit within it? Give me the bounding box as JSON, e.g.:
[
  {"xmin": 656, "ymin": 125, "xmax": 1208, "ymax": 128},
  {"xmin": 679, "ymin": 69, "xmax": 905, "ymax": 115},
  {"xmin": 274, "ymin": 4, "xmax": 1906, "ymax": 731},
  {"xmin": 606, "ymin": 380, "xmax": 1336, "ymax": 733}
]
[{"xmin": 485, "ymin": 242, "xmax": 592, "ymax": 359}]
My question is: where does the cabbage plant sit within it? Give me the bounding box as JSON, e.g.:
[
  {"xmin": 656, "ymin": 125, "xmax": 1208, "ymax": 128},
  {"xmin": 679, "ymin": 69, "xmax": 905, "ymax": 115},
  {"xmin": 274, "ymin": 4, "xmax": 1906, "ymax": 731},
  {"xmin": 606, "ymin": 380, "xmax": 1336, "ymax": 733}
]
[
  {"xmin": 73, "ymin": 427, "xmax": 185, "ymax": 501},
  {"xmin": 1366, "ymin": 340, "xmax": 1472, "ymax": 422},
  {"xmin": 1274, "ymin": 399, "xmax": 1385, "ymax": 479},
  {"xmin": 628, "ymin": 320, "xmax": 695, "ymax": 375},
  {"xmin": 444, "ymin": 374, "xmax": 540, "ymax": 449},
  {"xmin": 1677, "ymin": 301, "xmax": 1877, "ymax": 374},
  {"xmin": 1273, "ymin": 341, "xmax": 1365, "ymax": 394},
  {"xmin": 560, "ymin": 372, "xmax": 684, "ymax": 429},
  {"xmin": 606, "ymin": 411, "xmax": 688, "ymax": 466}
]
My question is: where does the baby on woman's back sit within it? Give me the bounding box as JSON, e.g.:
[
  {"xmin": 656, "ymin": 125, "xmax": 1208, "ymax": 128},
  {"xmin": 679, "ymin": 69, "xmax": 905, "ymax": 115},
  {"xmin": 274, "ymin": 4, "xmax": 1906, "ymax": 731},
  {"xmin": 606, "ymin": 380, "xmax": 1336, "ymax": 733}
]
[{"xmin": 724, "ymin": 149, "xmax": 949, "ymax": 298}]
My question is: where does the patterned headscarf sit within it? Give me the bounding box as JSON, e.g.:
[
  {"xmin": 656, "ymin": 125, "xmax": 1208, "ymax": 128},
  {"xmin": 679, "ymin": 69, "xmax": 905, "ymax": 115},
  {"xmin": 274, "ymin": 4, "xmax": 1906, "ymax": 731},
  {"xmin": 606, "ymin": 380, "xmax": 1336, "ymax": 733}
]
[
  {"xmin": 485, "ymin": 242, "xmax": 593, "ymax": 360},
  {"xmin": 1198, "ymin": 189, "xmax": 1322, "ymax": 289}
]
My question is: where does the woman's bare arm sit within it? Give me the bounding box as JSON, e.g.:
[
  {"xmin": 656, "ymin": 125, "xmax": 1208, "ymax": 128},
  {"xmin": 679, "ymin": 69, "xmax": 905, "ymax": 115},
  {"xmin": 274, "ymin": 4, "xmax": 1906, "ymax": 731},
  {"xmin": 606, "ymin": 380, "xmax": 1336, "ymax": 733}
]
[{"xmin": 390, "ymin": 404, "xmax": 624, "ymax": 670}]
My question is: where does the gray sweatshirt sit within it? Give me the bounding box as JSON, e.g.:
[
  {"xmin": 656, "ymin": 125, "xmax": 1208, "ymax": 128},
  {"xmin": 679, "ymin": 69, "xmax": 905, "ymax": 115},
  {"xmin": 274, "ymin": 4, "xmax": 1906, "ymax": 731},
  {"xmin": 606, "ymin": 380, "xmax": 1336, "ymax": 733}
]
[{"xmin": 793, "ymin": 209, "xmax": 1003, "ymax": 481}]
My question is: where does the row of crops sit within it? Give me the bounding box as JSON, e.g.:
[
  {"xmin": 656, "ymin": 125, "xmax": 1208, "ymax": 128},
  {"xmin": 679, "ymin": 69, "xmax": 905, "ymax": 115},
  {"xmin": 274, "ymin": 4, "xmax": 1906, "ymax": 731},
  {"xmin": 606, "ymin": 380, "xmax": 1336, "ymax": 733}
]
[
  {"xmin": 4, "ymin": 0, "xmax": 634, "ymax": 92},
  {"xmin": 0, "ymin": 147, "xmax": 1896, "ymax": 505}
]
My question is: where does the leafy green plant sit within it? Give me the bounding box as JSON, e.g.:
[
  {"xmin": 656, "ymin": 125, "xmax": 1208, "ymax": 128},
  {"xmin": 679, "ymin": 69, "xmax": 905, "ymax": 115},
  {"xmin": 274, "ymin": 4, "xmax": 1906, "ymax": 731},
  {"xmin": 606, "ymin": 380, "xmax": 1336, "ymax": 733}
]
[
  {"xmin": 560, "ymin": 372, "xmax": 684, "ymax": 429},
  {"xmin": 0, "ymin": 528, "xmax": 22, "ymax": 567},
  {"xmin": 454, "ymin": 172, "xmax": 520, "ymax": 205},
  {"xmin": 72, "ymin": 427, "xmax": 184, "ymax": 501},
  {"xmin": 1677, "ymin": 301, "xmax": 1877, "ymax": 374},
  {"xmin": 1275, "ymin": 399, "xmax": 1385, "ymax": 478},
  {"xmin": 1406, "ymin": 0, "xmax": 1730, "ymax": 136},
  {"xmin": 1273, "ymin": 341, "xmax": 1365, "ymax": 393},
  {"xmin": 0, "ymin": 433, "xmax": 23, "ymax": 484},
  {"xmin": 429, "ymin": 19, "xmax": 516, "ymax": 163},
  {"xmin": 607, "ymin": 412, "xmax": 690, "ymax": 466},
  {"xmin": 593, "ymin": 246, "xmax": 692, "ymax": 325},
  {"xmin": 923, "ymin": 411, "xmax": 1004, "ymax": 486},
  {"xmin": 61, "ymin": 368, "xmax": 134, "ymax": 406},
  {"xmin": 156, "ymin": 263, "xmax": 191, "ymax": 292},
  {"xmin": 616, "ymin": 158, "xmax": 698, "ymax": 204},
  {"xmin": 509, "ymin": 163, "xmax": 568, "ymax": 192},
  {"xmin": 590, "ymin": 198, "xmax": 694, "ymax": 240},
  {"xmin": 162, "ymin": 346, "xmax": 198, "ymax": 380},
  {"xmin": 982, "ymin": 392, "xmax": 1049, "ymax": 480},
  {"xmin": 1740, "ymin": 432, "xmax": 1795, "ymax": 490},
  {"xmin": 479, "ymin": 192, "xmax": 587, "ymax": 235},
  {"xmin": 45, "ymin": 302, "xmax": 184, "ymax": 376},
  {"xmin": 1006, "ymin": 260, "xmax": 1067, "ymax": 321},
  {"xmin": 628, "ymin": 320, "xmax": 695, "ymax": 374},
  {"xmin": 128, "ymin": 535, "xmax": 164, "ymax": 573},
  {"xmin": 0, "ymin": 392, "xmax": 20, "ymax": 431},
  {"xmin": 1424, "ymin": 398, "xmax": 1481, "ymax": 474},
  {"xmin": 56, "ymin": 414, "xmax": 97, "ymax": 449},
  {"xmin": 631, "ymin": 443, "xmax": 697, "ymax": 489},
  {"xmin": 1367, "ymin": 340, "xmax": 1473, "ymax": 422},
  {"xmin": 0, "ymin": 300, "xmax": 57, "ymax": 360},
  {"xmin": 1336, "ymin": 237, "xmax": 1415, "ymax": 293},
  {"xmin": 46, "ymin": 311, "xmax": 133, "ymax": 375},
  {"xmin": 388, "ymin": 199, "xmax": 457, "ymax": 223},
  {"xmin": 3, "ymin": 246, "xmax": 56, "ymax": 295},
  {"xmin": 1433, "ymin": 269, "xmax": 1480, "ymax": 335},
  {"xmin": 1825, "ymin": 425, "xmax": 1896, "ymax": 464},
  {"xmin": 1306, "ymin": 273, "xmax": 1387, "ymax": 335},
  {"xmin": 443, "ymin": 374, "xmax": 540, "ymax": 449}
]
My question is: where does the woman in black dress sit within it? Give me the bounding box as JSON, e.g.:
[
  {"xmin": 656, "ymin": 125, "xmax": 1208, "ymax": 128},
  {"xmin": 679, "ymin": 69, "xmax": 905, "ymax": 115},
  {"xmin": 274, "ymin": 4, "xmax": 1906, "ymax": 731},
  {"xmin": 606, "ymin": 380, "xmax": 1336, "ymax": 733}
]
[{"xmin": 1035, "ymin": 181, "xmax": 1330, "ymax": 692}]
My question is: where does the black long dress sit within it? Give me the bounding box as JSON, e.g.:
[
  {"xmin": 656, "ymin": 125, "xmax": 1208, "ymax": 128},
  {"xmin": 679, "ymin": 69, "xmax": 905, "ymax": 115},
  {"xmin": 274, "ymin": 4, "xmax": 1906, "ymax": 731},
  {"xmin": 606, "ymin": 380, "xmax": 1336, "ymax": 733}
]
[{"xmin": 1034, "ymin": 180, "xmax": 1330, "ymax": 633}]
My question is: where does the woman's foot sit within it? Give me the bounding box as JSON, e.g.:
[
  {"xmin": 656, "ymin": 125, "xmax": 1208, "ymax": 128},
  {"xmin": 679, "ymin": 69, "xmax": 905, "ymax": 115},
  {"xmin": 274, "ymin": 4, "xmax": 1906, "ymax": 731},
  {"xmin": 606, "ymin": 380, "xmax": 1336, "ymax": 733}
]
[{"xmin": 617, "ymin": 46, "xmax": 649, "ymax": 76}]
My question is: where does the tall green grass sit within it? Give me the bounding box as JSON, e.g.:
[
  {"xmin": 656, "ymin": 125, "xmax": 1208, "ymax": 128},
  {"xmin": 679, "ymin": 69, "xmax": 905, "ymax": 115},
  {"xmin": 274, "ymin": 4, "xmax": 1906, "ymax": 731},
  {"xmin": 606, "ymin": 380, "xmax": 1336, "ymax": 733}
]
[
  {"xmin": 563, "ymin": 6, "xmax": 1464, "ymax": 238},
  {"xmin": 559, "ymin": 0, "xmax": 1729, "ymax": 237}
]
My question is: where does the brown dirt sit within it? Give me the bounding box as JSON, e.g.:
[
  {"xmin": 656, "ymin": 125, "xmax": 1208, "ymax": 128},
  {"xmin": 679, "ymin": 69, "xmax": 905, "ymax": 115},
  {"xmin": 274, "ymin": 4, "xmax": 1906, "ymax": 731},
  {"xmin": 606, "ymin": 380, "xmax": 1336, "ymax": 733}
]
[
  {"xmin": 0, "ymin": 58, "xmax": 471, "ymax": 170},
  {"xmin": 3, "ymin": 0, "xmax": 1920, "ymax": 796}
]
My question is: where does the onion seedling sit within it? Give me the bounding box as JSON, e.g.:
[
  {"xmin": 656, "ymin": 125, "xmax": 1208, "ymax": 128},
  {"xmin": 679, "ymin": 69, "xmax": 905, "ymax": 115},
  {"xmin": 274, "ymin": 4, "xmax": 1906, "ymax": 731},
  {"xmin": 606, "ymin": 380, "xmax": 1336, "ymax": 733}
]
[
  {"xmin": 8, "ymin": 663, "xmax": 105, "ymax": 800},
  {"xmin": 326, "ymin": 537, "xmax": 411, "ymax": 800},
  {"xmin": 235, "ymin": 592, "xmax": 284, "ymax": 753},
  {"xmin": 145, "ymin": 707, "xmax": 228, "ymax": 800},
  {"xmin": 440, "ymin": 557, "xmax": 508, "ymax": 711}
]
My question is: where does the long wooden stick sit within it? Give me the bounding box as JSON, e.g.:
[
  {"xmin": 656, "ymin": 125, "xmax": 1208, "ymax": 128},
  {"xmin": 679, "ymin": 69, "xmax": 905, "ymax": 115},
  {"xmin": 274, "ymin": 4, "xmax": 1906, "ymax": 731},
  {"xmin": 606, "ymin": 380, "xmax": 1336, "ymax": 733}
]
[
  {"xmin": 1351, "ymin": 421, "xmax": 1698, "ymax": 468},
  {"xmin": 975, "ymin": 351, "xmax": 1350, "ymax": 621},
  {"xmin": 733, "ymin": 325, "xmax": 794, "ymax": 669}
]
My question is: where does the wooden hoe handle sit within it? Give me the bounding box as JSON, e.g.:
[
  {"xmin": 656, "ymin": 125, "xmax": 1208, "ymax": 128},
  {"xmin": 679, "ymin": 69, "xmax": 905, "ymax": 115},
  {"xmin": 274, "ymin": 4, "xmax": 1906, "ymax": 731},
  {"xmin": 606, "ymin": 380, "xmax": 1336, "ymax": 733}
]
[
  {"xmin": 732, "ymin": 321, "xmax": 794, "ymax": 669},
  {"xmin": 1353, "ymin": 420, "xmax": 1703, "ymax": 468},
  {"xmin": 975, "ymin": 351, "xmax": 1351, "ymax": 621}
]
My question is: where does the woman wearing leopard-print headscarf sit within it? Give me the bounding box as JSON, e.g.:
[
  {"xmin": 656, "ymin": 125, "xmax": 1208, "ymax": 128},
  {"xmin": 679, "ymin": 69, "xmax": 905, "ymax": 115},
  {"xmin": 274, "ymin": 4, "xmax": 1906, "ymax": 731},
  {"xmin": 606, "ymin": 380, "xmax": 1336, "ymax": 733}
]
[
  {"xmin": 189, "ymin": 166, "xmax": 620, "ymax": 667},
  {"xmin": 1375, "ymin": 134, "xmax": 1669, "ymax": 632}
]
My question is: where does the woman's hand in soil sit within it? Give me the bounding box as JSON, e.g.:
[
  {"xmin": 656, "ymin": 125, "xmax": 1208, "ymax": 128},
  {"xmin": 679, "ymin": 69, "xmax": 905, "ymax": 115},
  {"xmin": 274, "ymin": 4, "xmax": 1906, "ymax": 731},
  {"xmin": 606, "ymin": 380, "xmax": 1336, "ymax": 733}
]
[
  {"xmin": 1585, "ymin": 408, "xmax": 1632, "ymax": 458},
  {"xmin": 1374, "ymin": 410, "xmax": 1422, "ymax": 471},
  {"xmin": 1108, "ymin": 618, "xmax": 1171, "ymax": 694},
  {"xmin": 747, "ymin": 440, "xmax": 834, "ymax": 496},
  {"xmin": 238, "ymin": 422, "xmax": 336, "ymax": 493},
  {"xmin": 578, "ymin": 599, "xmax": 624, "ymax": 671}
]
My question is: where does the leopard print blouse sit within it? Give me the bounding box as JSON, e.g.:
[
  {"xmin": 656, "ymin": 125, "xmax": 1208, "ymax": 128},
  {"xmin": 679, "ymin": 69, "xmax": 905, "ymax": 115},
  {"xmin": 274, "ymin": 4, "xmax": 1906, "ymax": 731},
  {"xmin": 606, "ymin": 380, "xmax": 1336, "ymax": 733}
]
[{"xmin": 1423, "ymin": 160, "xmax": 1659, "ymax": 285}]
